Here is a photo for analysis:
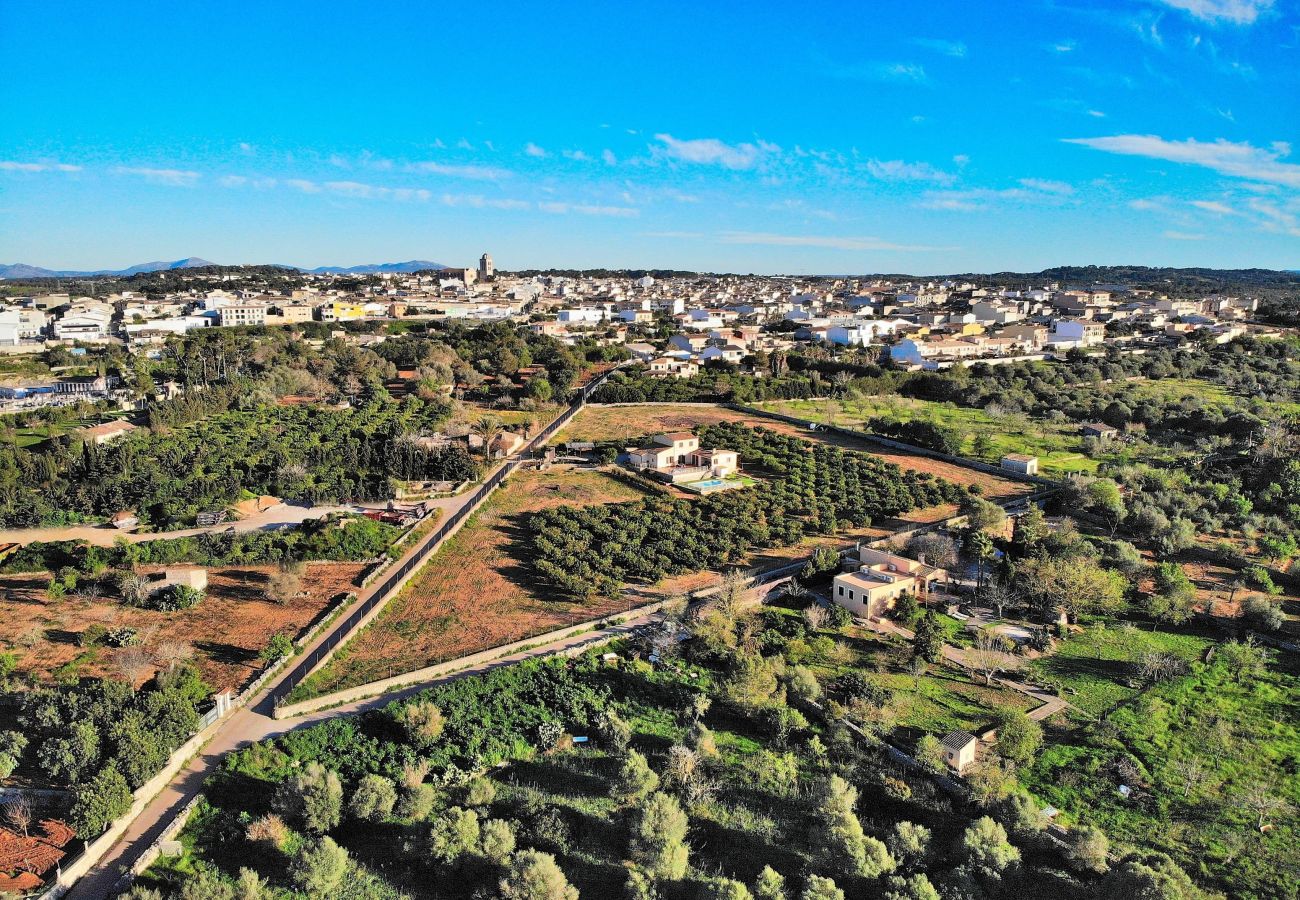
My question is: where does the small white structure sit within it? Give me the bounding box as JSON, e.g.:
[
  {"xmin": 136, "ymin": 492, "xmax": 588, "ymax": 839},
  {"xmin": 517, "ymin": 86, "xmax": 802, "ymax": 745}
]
[
  {"xmin": 1000, "ymin": 454, "xmax": 1039, "ymax": 476},
  {"xmin": 941, "ymin": 730, "xmax": 978, "ymax": 773}
]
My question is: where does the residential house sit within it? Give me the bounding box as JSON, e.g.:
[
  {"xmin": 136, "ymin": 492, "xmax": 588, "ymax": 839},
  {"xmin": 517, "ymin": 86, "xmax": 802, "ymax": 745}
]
[
  {"xmin": 647, "ymin": 356, "xmax": 699, "ymax": 378},
  {"xmin": 1048, "ymin": 318, "xmax": 1105, "ymax": 347},
  {"xmin": 218, "ymin": 304, "xmax": 268, "ymax": 327},
  {"xmin": 831, "ymin": 547, "xmax": 946, "ymax": 619},
  {"xmin": 76, "ymin": 420, "xmax": 139, "ymax": 445},
  {"xmin": 626, "ymin": 433, "xmax": 739, "ymax": 483},
  {"xmin": 1081, "ymin": 422, "xmax": 1118, "ymax": 441}
]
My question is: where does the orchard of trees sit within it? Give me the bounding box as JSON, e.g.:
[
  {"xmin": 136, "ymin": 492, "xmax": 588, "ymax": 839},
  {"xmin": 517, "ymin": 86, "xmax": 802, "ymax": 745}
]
[
  {"xmin": 14, "ymin": 667, "xmax": 210, "ymax": 835},
  {"xmin": 0, "ymin": 400, "xmax": 476, "ymax": 528},
  {"xmin": 529, "ymin": 424, "xmax": 965, "ymax": 598}
]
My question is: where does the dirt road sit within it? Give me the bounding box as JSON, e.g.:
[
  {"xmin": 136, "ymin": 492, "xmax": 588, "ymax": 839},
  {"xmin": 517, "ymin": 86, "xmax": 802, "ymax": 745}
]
[{"xmin": 0, "ymin": 501, "xmax": 354, "ymax": 548}]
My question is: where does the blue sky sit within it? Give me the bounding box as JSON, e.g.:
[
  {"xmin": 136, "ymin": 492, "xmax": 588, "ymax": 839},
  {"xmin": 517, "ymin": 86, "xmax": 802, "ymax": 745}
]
[{"xmin": 2, "ymin": 0, "xmax": 1298, "ymax": 273}]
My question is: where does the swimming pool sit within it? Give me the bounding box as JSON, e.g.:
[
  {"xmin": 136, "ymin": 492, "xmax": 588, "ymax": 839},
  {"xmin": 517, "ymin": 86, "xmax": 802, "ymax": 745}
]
[{"xmin": 692, "ymin": 479, "xmax": 726, "ymax": 489}]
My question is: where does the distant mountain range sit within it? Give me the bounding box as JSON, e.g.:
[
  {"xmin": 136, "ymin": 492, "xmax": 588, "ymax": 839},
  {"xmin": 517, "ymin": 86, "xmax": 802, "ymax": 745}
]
[
  {"xmin": 0, "ymin": 258, "xmax": 217, "ymax": 279},
  {"xmin": 289, "ymin": 260, "xmax": 448, "ymax": 275},
  {"xmin": 0, "ymin": 258, "xmax": 448, "ymax": 279}
]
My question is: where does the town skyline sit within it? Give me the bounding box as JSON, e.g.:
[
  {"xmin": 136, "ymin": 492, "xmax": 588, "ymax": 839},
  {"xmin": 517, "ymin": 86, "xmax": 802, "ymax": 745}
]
[{"xmin": 2, "ymin": 0, "xmax": 1298, "ymax": 273}]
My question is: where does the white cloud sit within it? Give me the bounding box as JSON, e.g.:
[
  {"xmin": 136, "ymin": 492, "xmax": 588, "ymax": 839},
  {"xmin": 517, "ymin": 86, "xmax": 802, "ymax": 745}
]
[
  {"xmin": 0, "ymin": 160, "xmax": 81, "ymax": 172},
  {"xmin": 879, "ymin": 62, "xmax": 927, "ymax": 82},
  {"xmin": 1087, "ymin": 109, "xmax": 1107, "ymax": 118},
  {"xmin": 238, "ymin": 142, "xmax": 256, "ymax": 155},
  {"xmin": 324, "ymin": 180, "xmax": 431, "ymax": 202},
  {"xmin": 286, "ymin": 179, "xmax": 322, "ymax": 194},
  {"xmin": 913, "ymin": 38, "xmax": 967, "ymax": 58},
  {"xmin": 1064, "ymin": 134, "xmax": 1300, "ymax": 187},
  {"xmin": 652, "ymin": 134, "xmax": 778, "ymax": 170},
  {"xmin": 456, "ymin": 139, "xmax": 474, "ymax": 150},
  {"xmin": 718, "ymin": 231, "xmax": 936, "ymax": 252},
  {"xmin": 1018, "ymin": 178, "xmax": 1074, "ymax": 194},
  {"xmin": 1163, "ymin": 230, "xmax": 1207, "ymax": 240},
  {"xmin": 952, "ymin": 154, "xmax": 970, "ymax": 167},
  {"xmin": 921, "ymin": 180, "xmax": 1076, "ymax": 211},
  {"xmin": 601, "ymin": 148, "xmax": 618, "ymax": 166},
  {"xmin": 1156, "ymin": 0, "xmax": 1273, "ymax": 25},
  {"xmin": 524, "ymin": 142, "xmax": 548, "ymax": 158},
  {"xmin": 1247, "ymin": 198, "xmax": 1300, "ymax": 235},
  {"xmin": 218, "ymin": 175, "xmax": 277, "ymax": 189},
  {"xmin": 1190, "ymin": 199, "xmax": 1237, "ymax": 214},
  {"xmin": 407, "ymin": 161, "xmax": 512, "ymax": 180},
  {"xmin": 1051, "ymin": 40, "xmax": 1076, "ymax": 53},
  {"xmin": 538, "ymin": 201, "xmax": 638, "ymax": 217},
  {"xmin": 866, "ymin": 159, "xmax": 957, "ymax": 184},
  {"xmin": 1129, "ymin": 197, "xmax": 1170, "ymax": 211},
  {"xmin": 440, "ymin": 194, "xmax": 531, "ymax": 210},
  {"xmin": 1132, "ymin": 15, "xmax": 1164, "ymax": 47},
  {"xmin": 111, "ymin": 166, "xmax": 200, "ymax": 186}
]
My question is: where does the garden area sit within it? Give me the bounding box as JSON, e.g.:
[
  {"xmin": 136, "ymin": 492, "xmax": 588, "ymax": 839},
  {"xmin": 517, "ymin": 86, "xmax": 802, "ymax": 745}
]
[
  {"xmin": 527, "ymin": 422, "xmax": 966, "ymax": 599},
  {"xmin": 757, "ymin": 396, "xmax": 1105, "ymax": 475},
  {"xmin": 0, "ymin": 560, "xmax": 364, "ymax": 693}
]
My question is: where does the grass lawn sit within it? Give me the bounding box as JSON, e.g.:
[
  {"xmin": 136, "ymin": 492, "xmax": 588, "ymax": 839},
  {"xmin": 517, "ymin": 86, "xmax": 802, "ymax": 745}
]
[
  {"xmin": 1028, "ymin": 622, "xmax": 1212, "ymax": 718},
  {"xmin": 1113, "ymin": 376, "xmax": 1236, "ymax": 408},
  {"xmin": 1021, "ymin": 650, "xmax": 1300, "ymax": 899}
]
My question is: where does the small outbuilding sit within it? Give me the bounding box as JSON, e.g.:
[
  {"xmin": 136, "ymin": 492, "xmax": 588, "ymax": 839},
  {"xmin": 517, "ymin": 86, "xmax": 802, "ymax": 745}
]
[
  {"xmin": 940, "ymin": 730, "xmax": 978, "ymax": 773},
  {"xmin": 110, "ymin": 510, "xmax": 139, "ymax": 530},
  {"xmin": 1000, "ymin": 453, "xmax": 1039, "ymax": 476}
]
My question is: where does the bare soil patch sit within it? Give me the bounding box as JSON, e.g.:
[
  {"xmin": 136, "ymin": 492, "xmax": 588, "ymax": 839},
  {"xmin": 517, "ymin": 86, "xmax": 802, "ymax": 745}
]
[
  {"xmin": 0, "ymin": 563, "xmax": 365, "ymax": 692},
  {"xmin": 302, "ymin": 467, "xmax": 656, "ymax": 695}
]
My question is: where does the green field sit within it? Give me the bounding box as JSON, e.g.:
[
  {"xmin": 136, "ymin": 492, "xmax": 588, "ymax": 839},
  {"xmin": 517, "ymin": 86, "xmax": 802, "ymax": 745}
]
[
  {"xmin": 1021, "ymin": 648, "xmax": 1300, "ymax": 898},
  {"xmin": 1028, "ymin": 623, "xmax": 1212, "ymax": 717},
  {"xmin": 759, "ymin": 397, "xmax": 1104, "ymax": 474}
]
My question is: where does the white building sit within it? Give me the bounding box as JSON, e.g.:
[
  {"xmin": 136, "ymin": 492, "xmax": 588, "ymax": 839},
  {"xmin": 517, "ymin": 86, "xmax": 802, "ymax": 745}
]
[
  {"xmin": 557, "ymin": 307, "xmax": 606, "ymax": 324},
  {"xmin": 53, "ymin": 302, "xmax": 114, "ymax": 340},
  {"xmin": 218, "ymin": 304, "xmax": 268, "ymax": 327}
]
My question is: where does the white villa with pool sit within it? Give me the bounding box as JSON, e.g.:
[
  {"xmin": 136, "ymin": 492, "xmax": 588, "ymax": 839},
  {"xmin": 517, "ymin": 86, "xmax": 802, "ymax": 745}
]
[{"xmin": 626, "ymin": 432, "xmax": 741, "ymax": 489}]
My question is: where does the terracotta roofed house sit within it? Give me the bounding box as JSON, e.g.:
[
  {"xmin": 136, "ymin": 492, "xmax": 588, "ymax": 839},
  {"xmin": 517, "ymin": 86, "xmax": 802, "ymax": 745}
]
[{"xmin": 831, "ymin": 547, "xmax": 945, "ymax": 620}]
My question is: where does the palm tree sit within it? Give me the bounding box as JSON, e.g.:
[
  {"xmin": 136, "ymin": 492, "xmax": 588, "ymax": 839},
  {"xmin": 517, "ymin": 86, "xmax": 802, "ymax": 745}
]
[{"xmin": 472, "ymin": 416, "xmax": 503, "ymax": 458}]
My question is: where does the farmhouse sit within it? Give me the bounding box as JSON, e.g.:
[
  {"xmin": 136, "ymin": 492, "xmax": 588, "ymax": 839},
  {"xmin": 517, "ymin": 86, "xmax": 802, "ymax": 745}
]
[
  {"xmin": 1080, "ymin": 422, "xmax": 1118, "ymax": 441},
  {"xmin": 626, "ymin": 432, "xmax": 739, "ymax": 484},
  {"xmin": 75, "ymin": 420, "xmax": 139, "ymax": 445},
  {"xmin": 832, "ymin": 547, "xmax": 945, "ymax": 620}
]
